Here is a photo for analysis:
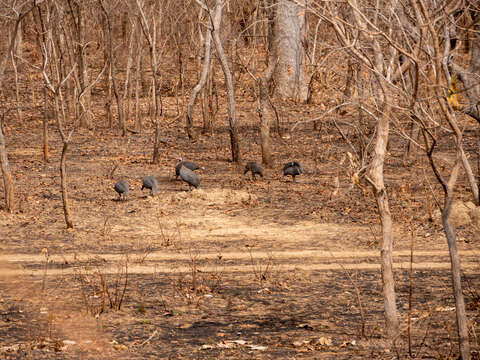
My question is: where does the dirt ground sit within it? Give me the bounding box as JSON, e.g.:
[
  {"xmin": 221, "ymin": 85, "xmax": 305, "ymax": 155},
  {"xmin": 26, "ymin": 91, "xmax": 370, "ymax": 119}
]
[{"xmin": 0, "ymin": 91, "xmax": 480, "ymax": 359}]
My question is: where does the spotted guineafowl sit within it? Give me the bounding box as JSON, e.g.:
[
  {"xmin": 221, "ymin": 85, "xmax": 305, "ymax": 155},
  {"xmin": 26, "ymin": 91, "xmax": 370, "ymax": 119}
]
[
  {"xmin": 141, "ymin": 175, "xmax": 158, "ymax": 196},
  {"xmin": 175, "ymin": 158, "xmax": 205, "ymax": 179},
  {"xmin": 179, "ymin": 165, "xmax": 200, "ymax": 190},
  {"xmin": 244, "ymin": 161, "xmax": 264, "ymax": 180},
  {"xmin": 283, "ymin": 161, "xmax": 304, "ymax": 182},
  {"xmin": 114, "ymin": 179, "xmax": 129, "ymax": 200}
]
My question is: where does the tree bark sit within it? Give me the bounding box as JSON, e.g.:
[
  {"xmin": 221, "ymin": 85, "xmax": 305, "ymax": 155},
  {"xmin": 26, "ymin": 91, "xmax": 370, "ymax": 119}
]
[
  {"xmin": 100, "ymin": 0, "xmax": 126, "ymax": 136},
  {"xmin": 369, "ymin": 100, "xmax": 399, "ymax": 339},
  {"xmin": 274, "ymin": 0, "xmax": 308, "ymax": 101},
  {"xmin": 60, "ymin": 141, "xmax": 73, "ymax": 229},
  {"xmin": 0, "ymin": 122, "xmax": 14, "ymax": 213},
  {"xmin": 186, "ymin": 7, "xmax": 213, "ymax": 141},
  {"xmin": 258, "ymin": 0, "xmax": 276, "ymax": 168},
  {"xmin": 0, "ymin": 4, "xmax": 33, "ymax": 213},
  {"xmin": 418, "ymin": 0, "xmax": 472, "ymax": 356},
  {"xmin": 210, "ymin": 0, "xmax": 241, "ymax": 163}
]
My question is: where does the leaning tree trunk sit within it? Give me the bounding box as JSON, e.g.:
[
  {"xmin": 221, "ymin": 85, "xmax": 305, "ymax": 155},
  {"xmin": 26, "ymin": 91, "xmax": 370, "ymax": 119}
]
[
  {"xmin": 186, "ymin": 8, "xmax": 213, "ymax": 141},
  {"xmin": 60, "ymin": 140, "xmax": 73, "ymax": 228},
  {"xmin": 210, "ymin": 0, "xmax": 241, "ymax": 163},
  {"xmin": 274, "ymin": 0, "xmax": 308, "ymax": 101}
]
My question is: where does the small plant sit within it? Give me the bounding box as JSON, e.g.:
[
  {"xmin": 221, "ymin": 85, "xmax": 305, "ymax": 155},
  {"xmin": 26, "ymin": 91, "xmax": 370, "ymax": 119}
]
[
  {"xmin": 245, "ymin": 244, "xmax": 275, "ymax": 283},
  {"xmin": 75, "ymin": 255, "xmax": 129, "ymax": 316}
]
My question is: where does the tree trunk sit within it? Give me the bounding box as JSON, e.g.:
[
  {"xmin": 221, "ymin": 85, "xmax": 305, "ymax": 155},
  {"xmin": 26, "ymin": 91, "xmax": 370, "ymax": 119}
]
[
  {"xmin": 0, "ymin": 123, "xmax": 14, "ymax": 213},
  {"xmin": 100, "ymin": 0, "xmax": 125, "ymax": 136},
  {"xmin": 442, "ymin": 199, "xmax": 470, "ymax": 360},
  {"xmin": 453, "ymin": 31, "xmax": 480, "ymax": 124},
  {"xmin": 0, "ymin": 5, "xmax": 32, "ymax": 213},
  {"xmin": 211, "ymin": 0, "xmax": 241, "ymax": 163},
  {"xmin": 60, "ymin": 141, "xmax": 73, "ymax": 229},
  {"xmin": 274, "ymin": 0, "xmax": 308, "ymax": 101},
  {"xmin": 369, "ymin": 100, "xmax": 399, "ymax": 339},
  {"xmin": 186, "ymin": 8, "xmax": 213, "ymax": 141},
  {"xmin": 43, "ymin": 87, "xmax": 49, "ymax": 162},
  {"xmin": 258, "ymin": 0, "xmax": 276, "ymax": 168}
]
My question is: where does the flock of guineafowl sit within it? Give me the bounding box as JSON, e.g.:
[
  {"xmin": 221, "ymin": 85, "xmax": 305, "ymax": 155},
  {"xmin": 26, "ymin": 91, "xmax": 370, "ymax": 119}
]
[{"xmin": 113, "ymin": 158, "xmax": 304, "ymax": 201}]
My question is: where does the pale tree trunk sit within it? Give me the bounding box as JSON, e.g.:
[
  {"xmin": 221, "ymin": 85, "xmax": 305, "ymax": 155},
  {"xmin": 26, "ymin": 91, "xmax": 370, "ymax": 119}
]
[
  {"xmin": 100, "ymin": 0, "xmax": 126, "ymax": 136},
  {"xmin": 209, "ymin": 0, "xmax": 241, "ymax": 163},
  {"xmin": 0, "ymin": 120, "xmax": 14, "ymax": 213},
  {"xmin": 136, "ymin": 0, "xmax": 162, "ymax": 163},
  {"xmin": 418, "ymin": 1, "xmax": 471, "ymax": 356},
  {"xmin": 325, "ymin": 0, "xmax": 400, "ymax": 341},
  {"xmin": 186, "ymin": 8, "xmax": 213, "ymax": 141},
  {"xmin": 67, "ymin": 0, "xmax": 92, "ymax": 128},
  {"xmin": 0, "ymin": 4, "xmax": 34, "ymax": 212},
  {"xmin": 134, "ymin": 28, "xmax": 143, "ymax": 132},
  {"xmin": 369, "ymin": 99, "xmax": 399, "ymax": 339},
  {"xmin": 122, "ymin": 19, "xmax": 137, "ymax": 127},
  {"xmin": 43, "ymin": 87, "xmax": 49, "ymax": 162},
  {"xmin": 258, "ymin": 0, "xmax": 276, "ymax": 167},
  {"xmin": 452, "ymin": 29, "xmax": 480, "ymax": 124},
  {"xmin": 274, "ymin": 0, "xmax": 308, "ymax": 101}
]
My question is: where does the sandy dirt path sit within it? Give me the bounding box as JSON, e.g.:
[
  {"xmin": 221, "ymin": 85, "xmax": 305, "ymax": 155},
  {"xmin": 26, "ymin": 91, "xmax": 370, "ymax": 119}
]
[{"xmin": 1, "ymin": 249, "xmax": 478, "ymax": 276}]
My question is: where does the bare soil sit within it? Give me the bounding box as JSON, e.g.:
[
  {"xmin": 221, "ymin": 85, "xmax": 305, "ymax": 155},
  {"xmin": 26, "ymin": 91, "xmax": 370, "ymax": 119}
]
[{"xmin": 0, "ymin": 85, "xmax": 480, "ymax": 359}]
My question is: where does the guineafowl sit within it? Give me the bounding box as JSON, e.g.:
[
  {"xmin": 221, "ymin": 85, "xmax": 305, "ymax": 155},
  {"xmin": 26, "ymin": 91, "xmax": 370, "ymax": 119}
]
[
  {"xmin": 244, "ymin": 161, "xmax": 264, "ymax": 180},
  {"xmin": 283, "ymin": 161, "xmax": 304, "ymax": 182},
  {"xmin": 175, "ymin": 158, "xmax": 205, "ymax": 179},
  {"xmin": 114, "ymin": 179, "xmax": 129, "ymax": 200},
  {"xmin": 179, "ymin": 165, "xmax": 200, "ymax": 190},
  {"xmin": 141, "ymin": 175, "xmax": 158, "ymax": 196}
]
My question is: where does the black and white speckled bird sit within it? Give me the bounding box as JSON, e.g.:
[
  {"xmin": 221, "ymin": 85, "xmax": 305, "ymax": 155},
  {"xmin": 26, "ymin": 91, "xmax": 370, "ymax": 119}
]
[
  {"xmin": 114, "ymin": 179, "xmax": 129, "ymax": 200},
  {"xmin": 283, "ymin": 161, "xmax": 304, "ymax": 182},
  {"xmin": 175, "ymin": 157, "xmax": 205, "ymax": 179},
  {"xmin": 243, "ymin": 161, "xmax": 264, "ymax": 180},
  {"xmin": 141, "ymin": 175, "xmax": 158, "ymax": 196},
  {"xmin": 179, "ymin": 165, "xmax": 200, "ymax": 190}
]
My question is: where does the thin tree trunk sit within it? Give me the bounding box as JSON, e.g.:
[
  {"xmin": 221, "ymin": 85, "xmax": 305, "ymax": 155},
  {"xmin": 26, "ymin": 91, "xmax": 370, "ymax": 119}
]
[
  {"xmin": 0, "ymin": 122, "xmax": 14, "ymax": 213},
  {"xmin": 0, "ymin": 4, "xmax": 33, "ymax": 213},
  {"xmin": 186, "ymin": 9, "xmax": 213, "ymax": 141},
  {"xmin": 134, "ymin": 36, "xmax": 142, "ymax": 132},
  {"xmin": 210, "ymin": 0, "xmax": 241, "ymax": 163},
  {"xmin": 369, "ymin": 100, "xmax": 399, "ymax": 339},
  {"xmin": 258, "ymin": 0, "xmax": 276, "ymax": 168},
  {"xmin": 418, "ymin": 0, "xmax": 472, "ymax": 356},
  {"xmin": 43, "ymin": 87, "xmax": 49, "ymax": 162},
  {"xmin": 60, "ymin": 141, "xmax": 73, "ymax": 228},
  {"xmin": 100, "ymin": 0, "xmax": 126, "ymax": 136}
]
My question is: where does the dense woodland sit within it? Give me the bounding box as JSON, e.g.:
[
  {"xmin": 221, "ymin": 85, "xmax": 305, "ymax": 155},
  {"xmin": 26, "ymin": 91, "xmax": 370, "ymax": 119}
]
[{"xmin": 0, "ymin": 0, "xmax": 479, "ymax": 358}]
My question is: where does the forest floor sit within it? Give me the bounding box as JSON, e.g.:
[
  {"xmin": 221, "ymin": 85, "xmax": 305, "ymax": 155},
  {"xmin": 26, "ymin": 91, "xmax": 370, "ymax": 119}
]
[{"xmin": 0, "ymin": 94, "xmax": 479, "ymax": 359}]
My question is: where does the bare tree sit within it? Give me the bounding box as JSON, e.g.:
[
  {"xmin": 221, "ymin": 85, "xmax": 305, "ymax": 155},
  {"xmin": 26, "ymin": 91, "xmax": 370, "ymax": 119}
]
[
  {"xmin": 99, "ymin": 0, "xmax": 126, "ymax": 136},
  {"xmin": 185, "ymin": 5, "xmax": 213, "ymax": 141},
  {"xmin": 136, "ymin": 0, "xmax": 163, "ymax": 163},
  {"xmin": 0, "ymin": 2, "xmax": 36, "ymax": 212}
]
